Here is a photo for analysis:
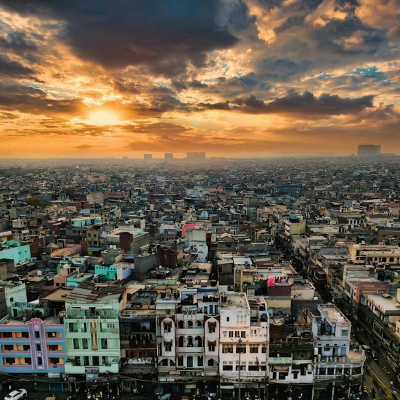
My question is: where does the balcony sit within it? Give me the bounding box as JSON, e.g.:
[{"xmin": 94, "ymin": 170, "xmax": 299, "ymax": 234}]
[
  {"xmin": 177, "ymin": 328, "xmax": 203, "ymax": 335},
  {"xmin": 316, "ymin": 354, "xmax": 366, "ymax": 365},
  {"xmin": 177, "ymin": 346, "xmax": 203, "ymax": 353},
  {"xmin": 221, "ymin": 371, "xmax": 266, "ymax": 378}
]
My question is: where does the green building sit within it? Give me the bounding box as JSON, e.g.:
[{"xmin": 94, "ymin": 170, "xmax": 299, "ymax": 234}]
[
  {"xmin": 0, "ymin": 241, "xmax": 31, "ymax": 264},
  {"xmin": 64, "ymin": 282, "xmax": 125, "ymax": 375}
]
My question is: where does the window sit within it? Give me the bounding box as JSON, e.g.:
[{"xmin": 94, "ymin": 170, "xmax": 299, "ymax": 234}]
[
  {"xmin": 49, "ymin": 358, "xmax": 59, "ymax": 364},
  {"xmin": 226, "ymin": 317, "xmax": 230, "ymax": 322},
  {"xmin": 4, "ymin": 358, "xmax": 15, "ymax": 364},
  {"xmin": 93, "ymin": 356, "xmax": 99, "ymax": 366},
  {"xmin": 236, "ymin": 346, "xmax": 246, "ymax": 354},
  {"xmin": 178, "ymin": 356, "xmax": 183, "ymax": 366},
  {"xmin": 69, "ymin": 323, "xmax": 78, "ymax": 332},
  {"xmin": 36, "ymin": 344, "xmax": 41, "ymax": 351},
  {"xmin": 73, "ymin": 339, "xmax": 80, "ymax": 349},
  {"xmin": 222, "ymin": 345, "xmax": 233, "ymax": 354},
  {"xmin": 250, "ymin": 345, "xmax": 258, "ymax": 353},
  {"xmin": 208, "ymin": 323, "xmax": 216, "ymax": 333},
  {"xmin": 107, "ymin": 323, "xmax": 115, "ymax": 329},
  {"xmin": 235, "ymin": 331, "xmax": 240, "ymax": 337},
  {"xmin": 198, "ymin": 356, "xmax": 203, "ymax": 366},
  {"xmin": 38, "ymin": 357, "xmax": 42, "ymax": 366},
  {"xmin": 236, "ymin": 365, "xmax": 246, "ymax": 371},
  {"xmin": 74, "ymin": 356, "xmax": 81, "ymax": 366},
  {"xmin": 187, "ymin": 356, "xmax": 193, "ymax": 368},
  {"xmin": 342, "ymin": 330, "xmax": 348, "ymax": 337},
  {"xmin": 35, "ymin": 332, "xmax": 40, "ymax": 339},
  {"xmin": 82, "ymin": 339, "xmax": 88, "ymax": 349},
  {"xmin": 82, "ymin": 323, "xmax": 87, "ymax": 332},
  {"xmin": 208, "ymin": 344, "xmax": 215, "ymax": 352},
  {"xmin": 4, "ymin": 345, "xmax": 13, "ymax": 351},
  {"xmin": 229, "ymin": 331, "xmax": 233, "ymax": 338},
  {"xmin": 223, "ymin": 365, "xmax": 233, "ymax": 371},
  {"xmin": 249, "ymin": 365, "xmax": 259, "ymax": 371},
  {"xmin": 101, "ymin": 339, "xmax": 108, "ymax": 349},
  {"xmin": 164, "ymin": 342, "xmax": 172, "ymax": 352},
  {"xmin": 241, "ymin": 331, "xmax": 246, "ymax": 338},
  {"xmin": 262, "ymin": 346, "xmax": 267, "ymax": 353}
]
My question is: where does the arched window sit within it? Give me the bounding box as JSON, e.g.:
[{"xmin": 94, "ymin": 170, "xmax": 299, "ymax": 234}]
[
  {"xmin": 178, "ymin": 320, "xmax": 184, "ymax": 329},
  {"xmin": 195, "ymin": 336, "xmax": 202, "ymax": 347},
  {"xmin": 178, "ymin": 336, "xmax": 184, "ymax": 347},
  {"xmin": 187, "ymin": 321, "xmax": 193, "ymax": 328},
  {"xmin": 195, "ymin": 320, "xmax": 202, "ymax": 327}
]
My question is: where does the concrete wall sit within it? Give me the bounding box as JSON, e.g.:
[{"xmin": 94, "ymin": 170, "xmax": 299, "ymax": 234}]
[
  {"xmin": 134, "ymin": 253, "xmax": 157, "ymax": 274},
  {"xmin": 130, "ymin": 233, "xmax": 150, "ymax": 255}
]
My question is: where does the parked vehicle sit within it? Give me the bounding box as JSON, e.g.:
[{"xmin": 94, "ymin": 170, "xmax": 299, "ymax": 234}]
[{"xmin": 4, "ymin": 389, "xmax": 27, "ymax": 400}]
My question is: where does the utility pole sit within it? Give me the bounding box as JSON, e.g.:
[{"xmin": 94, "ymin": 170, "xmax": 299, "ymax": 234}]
[
  {"xmin": 234, "ymin": 336, "xmax": 248, "ymax": 400},
  {"xmin": 239, "ymin": 336, "xmax": 242, "ymax": 400}
]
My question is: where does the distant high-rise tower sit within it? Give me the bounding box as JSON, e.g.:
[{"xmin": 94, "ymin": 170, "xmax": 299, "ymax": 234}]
[
  {"xmin": 144, "ymin": 154, "xmax": 153, "ymax": 161},
  {"xmin": 358, "ymin": 144, "xmax": 380, "ymax": 158},
  {"xmin": 165, "ymin": 153, "xmax": 173, "ymax": 161},
  {"xmin": 187, "ymin": 152, "xmax": 206, "ymax": 159}
]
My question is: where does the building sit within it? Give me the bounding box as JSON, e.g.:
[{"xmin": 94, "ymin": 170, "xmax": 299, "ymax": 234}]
[
  {"xmin": 144, "ymin": 154, "xmax": 153, "ymax": 161},
  {"xmin": 187, "ymin": 152, "xmax": 206, "ymax": 160},
  {"xmin": 0, "ymin": 311, "xmax": 66, "ymax": 393},
  {"xmin": 312, "ymin": 304, "xmax": 366, "ymax": 399},
  {"xmin": 219, "ymin": 291, "xmax": 269, "ymax": 399},
  {"xmin": 165, "ymin": 153, "xmax": 173, "ymax": 161},
  {"xmin": 358, "ymin": 144, "xmax": 381, "ymax": 158},
  {"xmin": 64, "ymin": 283, "xmax": 126, "ymax": 376}
]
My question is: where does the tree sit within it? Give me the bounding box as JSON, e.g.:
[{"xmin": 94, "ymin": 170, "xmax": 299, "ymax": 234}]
[{"xmin": 25, "ymin": 198, "xmax": 43, "ymax": 208}]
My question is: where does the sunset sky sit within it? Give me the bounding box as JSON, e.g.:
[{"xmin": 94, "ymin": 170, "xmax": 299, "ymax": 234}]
[{"xmin": 0, "ymin": 0, "xmax": 399, "ymax": 158}]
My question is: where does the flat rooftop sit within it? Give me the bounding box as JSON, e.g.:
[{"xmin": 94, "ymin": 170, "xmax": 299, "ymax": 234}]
[
  {"xmin": 365, "ymin": 293, "xmax": 400, "ymax": 313},
  {"xmin": 221, "ymin": 292, "xmax": 249, "ymax": 311}
]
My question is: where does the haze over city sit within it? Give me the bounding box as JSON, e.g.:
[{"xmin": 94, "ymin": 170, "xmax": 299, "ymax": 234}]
[{"xmin": 0, "ymin": 0, "xmax": 399, "ymax": 158}]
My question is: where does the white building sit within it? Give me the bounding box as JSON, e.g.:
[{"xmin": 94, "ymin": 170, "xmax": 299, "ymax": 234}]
[{"xmin": 219, "ymin": 292, "xmax": 269, "ymax": 399}]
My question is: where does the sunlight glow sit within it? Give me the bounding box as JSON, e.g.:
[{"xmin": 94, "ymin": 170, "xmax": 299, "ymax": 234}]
[{"xmin": 86, "ymin": 110, "xmax": 121, "ymax": 126}]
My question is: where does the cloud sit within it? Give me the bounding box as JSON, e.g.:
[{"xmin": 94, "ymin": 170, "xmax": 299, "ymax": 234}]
[
  {"xmin": 0, "ymin": 83, "xmax": 81, "ymax": 115},
  {"xmin": 75, "ymin": 144, "xmax": 105, "ymax": 149},
  {"xmin": 356, "ymin": 0, "xmax": 400, "ymax": 39},
  {"xmin": 200, "ymin": 90, "xmax": 375, "ymax": 116},
  {"xmin": 0, "ymin": 54, "xmax": 38, "ymax": 80},
  {"xmin": 0, "ymin": 0, "xmax": 239, "ymax": 77}
]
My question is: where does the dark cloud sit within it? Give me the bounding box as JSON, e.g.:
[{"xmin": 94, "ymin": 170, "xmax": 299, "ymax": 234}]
[
  {"xmin": 113, "ymin": 80, "xmax": 140, "ymax": 95},
  {"xmin": 0, "ymin": 31, "xmax": 37, "ymax": 52},
  {"xmin": 0, "ymin": 83, "xmax": 81, "ymax": 115},
  {"xmin": 0, "ymin": 0, "xmax": 238, "ymax": 77},
  {"xmin": 257, "ymin": 58, "xmax": 312, "ymax": 82},
  {"xmin": 200, "ymin": 90, "xmax": 375, "ymax": 115},
  {"xmin": 0, "ymin": 54, "xmax": 39, "ymax": 80}
]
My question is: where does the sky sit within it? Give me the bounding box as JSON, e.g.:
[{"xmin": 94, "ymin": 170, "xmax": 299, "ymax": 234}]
[{"xmin": 0, "ymin": 0, "xmax": 399, "ymax": 158}]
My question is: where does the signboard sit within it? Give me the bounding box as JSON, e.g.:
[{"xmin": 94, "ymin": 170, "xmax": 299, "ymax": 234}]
[{"xmin": 85, "ymin": 367, "xmax": 99, "ymax": 373}]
